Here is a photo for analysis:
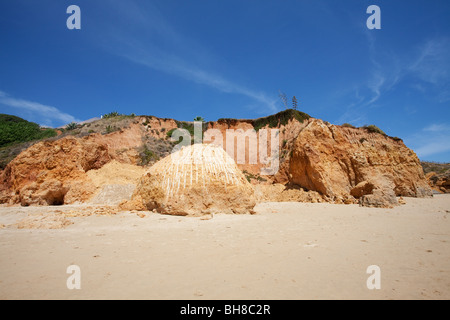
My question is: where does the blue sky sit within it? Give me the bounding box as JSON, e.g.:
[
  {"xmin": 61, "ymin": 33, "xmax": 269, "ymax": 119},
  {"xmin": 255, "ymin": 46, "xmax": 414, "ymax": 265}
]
[{"xmin": 0, "ymin": 0, "xmax": 449, "ymax": 161}]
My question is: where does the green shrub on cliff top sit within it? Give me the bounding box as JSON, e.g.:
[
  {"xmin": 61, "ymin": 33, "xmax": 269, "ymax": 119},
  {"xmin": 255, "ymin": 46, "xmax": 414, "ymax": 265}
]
[
  {"xmin": 362, "ymin": 124, "xmax": 386, "ymax": 135},
  {"xmin": 252, "ymin": 109, "xmax": 311, "ymax": 131},
  {"xmin": 0, "ymin": 114, "xmax": 57, "ymax": 148}
]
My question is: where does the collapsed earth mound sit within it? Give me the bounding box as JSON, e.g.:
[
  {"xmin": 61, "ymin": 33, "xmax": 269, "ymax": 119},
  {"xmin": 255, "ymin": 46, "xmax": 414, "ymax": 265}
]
[{"xmin": 124, "ymin": 144, "xmax": 256, "ymax": 216}]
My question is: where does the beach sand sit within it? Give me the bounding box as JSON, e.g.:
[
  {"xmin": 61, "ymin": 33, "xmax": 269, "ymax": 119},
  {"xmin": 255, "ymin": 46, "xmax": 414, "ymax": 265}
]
[{"xmin": 0, "ymin": 195, "xmax": 449, "ymax": 300}]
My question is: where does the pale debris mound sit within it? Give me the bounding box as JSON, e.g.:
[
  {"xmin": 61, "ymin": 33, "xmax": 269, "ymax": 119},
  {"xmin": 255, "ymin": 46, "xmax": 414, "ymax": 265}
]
[
  {"xmin": 13, "ymin": 205, "xmax": 119, "ymax": 229},
  {"xmin": 89, "ymin": 184, "xmax": 136, "ymax": 205},
  {"xmin": 122, "ymin": 144, "xmax": 256, "ymax": 216},
  {"xmin": 86, "ymin": 160, "xmax": 145, "ymax": 188},
  {"xmin": 87, "ymin": 160, "xmax": 145, "ymax": 205},
  {"xmin": 62, "ymin": 205, "xmax": 119, "ymax": 217},
  {"xmin": 15, "ymin": 214, "xmax": 73, "ymax": 230},
  {"xmin": 254, "ymin": 184, "xmax": 324, "ymax": 203}
]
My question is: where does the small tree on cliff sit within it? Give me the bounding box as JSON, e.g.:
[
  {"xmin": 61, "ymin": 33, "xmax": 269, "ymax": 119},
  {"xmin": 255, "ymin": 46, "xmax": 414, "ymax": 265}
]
[
  {"xmin": 292, "ymin": 96, "xmax": 298, "ymax": 110},
  {"xmin": 66, "ymin": 122, "xmax": 78, "ymax": 130}
]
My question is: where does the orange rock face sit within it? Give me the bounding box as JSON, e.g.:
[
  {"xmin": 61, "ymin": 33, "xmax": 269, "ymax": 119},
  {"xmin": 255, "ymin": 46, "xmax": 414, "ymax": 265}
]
[
  {"xmin": 0, "ymin": 114, "xmax": 434, "ymax": 210},
  {"xmin": 289, "ymin": 119, "xmax": 432, "ymax": 207},
  {"xmin": 205, "ymin": 118, "xmax": 308, "ymax": 183},
  {"xmin": 428, "ymin": 171, "xmax": 450, "ymax": 193},
  {"xmin": 0, "ymin": 136, "xmax": 111, "ymax": 205}
]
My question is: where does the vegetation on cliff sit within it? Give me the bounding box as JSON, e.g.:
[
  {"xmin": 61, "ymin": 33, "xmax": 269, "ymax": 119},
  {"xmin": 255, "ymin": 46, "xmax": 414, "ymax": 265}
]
[
  {"xmin": 218, "ymin": 109, "xmax": 311, "ymax": 131},
  {"xmin": 0, "ymin": 110, "xmax": 426, "ymax": 173},
  {"xmin": 166, "ymin": 120, "xmax": 208, "ymax": 144},
  {"xmin": 0, "ymin": 114, "xmax": 57, "ymax": 148},
  {"xmin": 0, "ymin": 114, "xmax": 58, "ymax": 168},
  {"xmin": 422, "ymin": 161, "xmax": 450, "ymax": 175},
  {"xmin": 340, "ymin": 122, "xmax": 403, "ymax": 142}
]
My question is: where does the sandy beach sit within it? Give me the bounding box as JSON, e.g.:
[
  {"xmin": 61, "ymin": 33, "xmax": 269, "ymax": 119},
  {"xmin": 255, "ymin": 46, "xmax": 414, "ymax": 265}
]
[{"xmin": 0, "ymin": 195, "xmax": 449, "ymax": 300}]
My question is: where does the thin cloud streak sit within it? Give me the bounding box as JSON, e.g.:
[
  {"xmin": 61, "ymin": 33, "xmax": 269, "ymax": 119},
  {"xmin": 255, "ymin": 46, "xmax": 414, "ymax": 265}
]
[
  {"xmin": 405, "ymin": 123, "xmax": 450, "ymax": 159},
  {"xmin": 414, "ymin": 138, "xmax": 450, "ymax": 159},
  {"xmin": 409, "ymin": 38, "xmax": 450, "ymax": 85},
  {"xmin": 104, "ymin": 1, "xmax": 278, "ymax": 114},
  {"xmin": 123, "ymin": 51, "xmax": 278, "ymax": 114},
  {"xmin": 339, "ymin": 36, "xmax": 450, "ymax": 125},
  {"xmin": 0, "ymin": 91, "xmax": 79, "ymax": 126},
  {"xmin": 423, "ymin": 123, "xmax": 450, "ymax": 132}
]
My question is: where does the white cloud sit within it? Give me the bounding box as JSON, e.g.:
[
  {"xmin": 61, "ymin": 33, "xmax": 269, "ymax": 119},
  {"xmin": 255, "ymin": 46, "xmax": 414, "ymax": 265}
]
[
  {"xmin": 339, "ymin": 36, "xmax": 450, "ymax": 127},
  {"xmin": 414, "ymin": 137, "xmax": 450, "ymax": 158},
  {"xmin": 124, "ymin": 51, "xmax": 278, "ymax": 114},
  {"xmin": 366, "ymin": 72, "xmax": 385, "ymax": 105},
  {"xmin": 0, "ymin": 91, "xmax": 79, "ymax": 126},
  {"xmin": 405, "ymin": 123, "xmax": 450, "ymax": 159},
  {"xmin": 409, "ymin": 38, "xmax": 450, "ymax": 86},
  {"xmin": 423, "ymin": 123, "xmax": 450, "ymax": 132}
]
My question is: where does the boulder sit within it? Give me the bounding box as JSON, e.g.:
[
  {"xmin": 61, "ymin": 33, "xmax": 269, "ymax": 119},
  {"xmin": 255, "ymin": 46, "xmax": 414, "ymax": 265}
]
[
  {"xmin": 350, "ymin": 181, "xmax": 375, "ymax": 198},
  {"xmin": 359, "ymin": 187, "xmax": 398, "ymax": 208},
  {"xmin": 127, "ymin": 144, "xmax": 256, "ymax": 216}
]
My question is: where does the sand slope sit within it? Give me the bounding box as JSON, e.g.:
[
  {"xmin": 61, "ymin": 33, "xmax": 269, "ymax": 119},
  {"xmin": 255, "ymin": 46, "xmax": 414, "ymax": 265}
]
[{"xmin": 0, "ymin": 195, "xmax": 449, "ymax": 300}]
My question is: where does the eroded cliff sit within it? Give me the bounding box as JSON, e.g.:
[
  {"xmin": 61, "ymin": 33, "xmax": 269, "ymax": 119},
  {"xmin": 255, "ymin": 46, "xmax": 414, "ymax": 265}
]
[
  {"xmin": 289, "ymin": 119, "xmax": 432, "ymax": 207},
  {"xmin": 0, "ymin": 111, "xmax": 433, "ymax": 209}
]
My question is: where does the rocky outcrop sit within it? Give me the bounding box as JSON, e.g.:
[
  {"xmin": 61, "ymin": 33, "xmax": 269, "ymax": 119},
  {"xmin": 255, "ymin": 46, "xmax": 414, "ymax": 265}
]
[
  {"xmin": 289, "ymin": 119, "xmax": 432, "ymax": 207},
  {"xmin": 206, "ymin": 115, "xmax": 309, "ymax": 184},
  {"xmin": 359, "ymin": 186, "xmax": 399, "ymax": 208},
  {"xmin": 426, "ymin": 171, "xmax": 450, "ymax": 193},
  {"xmin": 0, "ymin": 111, "xmax": 435, "ymax": 210},
  {"xmin": 0, "ymin": 111, "xmax": 310, "ymax": 207},
  {"xmin": 125, "ymin": 144, "xmax": 256, "ymax": 216},
  {"xmin": 0, "ymin": 136, "xmax": 111, "ymax": 205},
  {"xmin": 83, "ymin": 118, "xmax": 177, "ymax": 165}
]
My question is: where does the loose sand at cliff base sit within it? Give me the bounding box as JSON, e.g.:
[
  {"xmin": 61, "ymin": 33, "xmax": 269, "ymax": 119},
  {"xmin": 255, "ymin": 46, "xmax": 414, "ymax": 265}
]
[{"xmin": 0, "ymin": 195, "xmax": 449, "ymax": 300}]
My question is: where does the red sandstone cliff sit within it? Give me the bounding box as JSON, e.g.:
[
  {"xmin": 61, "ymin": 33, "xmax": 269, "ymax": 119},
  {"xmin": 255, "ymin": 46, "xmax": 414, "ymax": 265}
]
[
  {"xmin": 0, "ymin": 136, "xmax": 110, "ymax": 205},
  {"xmin": 289, "ymin": 119, "xmax": 432, "ymax": 207},
  {"xmin": 0, "ymin": 112, "xmax": 433, "ymax": 208}
]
